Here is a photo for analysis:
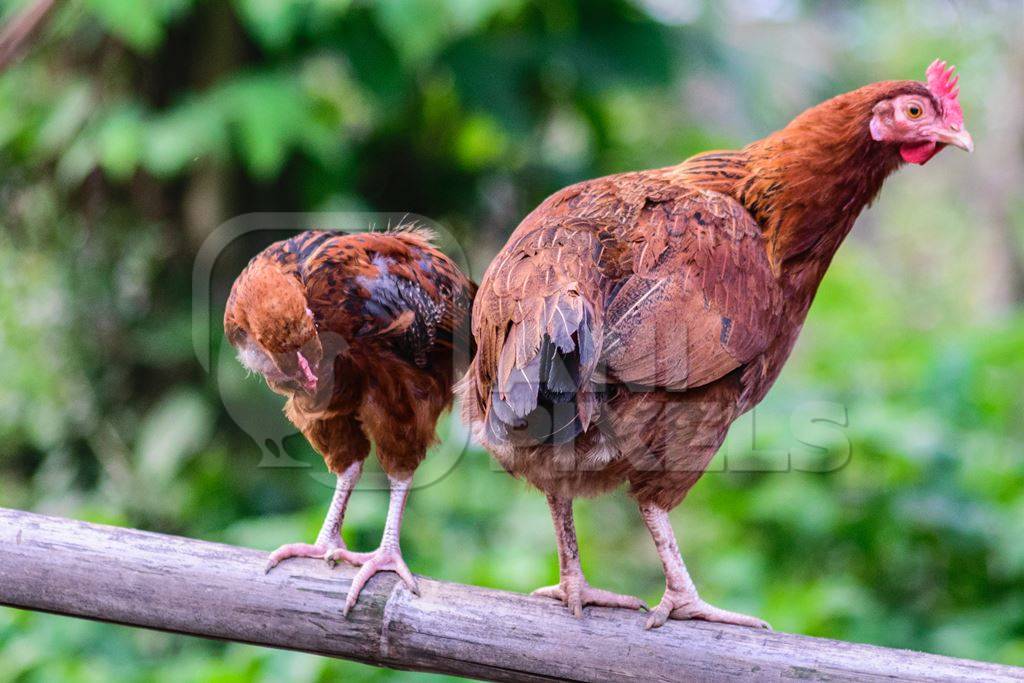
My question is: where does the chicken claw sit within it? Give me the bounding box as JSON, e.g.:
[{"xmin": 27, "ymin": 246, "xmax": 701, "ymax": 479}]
[
  {"xmin": 639, "ymin": 503, "xmax": 770, "ymax": 630},
  {"xmin": 328, "ymin": 545, "xmax": 420, "ymax": 616},
  {"xmin": 533, "ymin": 573, "xmax": 647, "ymax": 618},
  {"xmin": 530, "ymin": 495, "xmax": 647, "ymax": 618},
  {"xmin": 329, "ymin": 473, "xmax": 419, "ymax": 617},
  {"xmin": 264, "ymin": 542, "xmax": 336, "ymax": 573},
  {"xmin": 264, "ymin": 463, "xmax": 363, "ymax": 574},
  {"xmin": 645, "ymin": 588, "xmax": 770, "ymax": 630}
]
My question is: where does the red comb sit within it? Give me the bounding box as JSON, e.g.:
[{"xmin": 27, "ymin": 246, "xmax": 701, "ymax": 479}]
[{"xmin": 926, "ymin": 59, "xmax": 963, "ymax": 128}]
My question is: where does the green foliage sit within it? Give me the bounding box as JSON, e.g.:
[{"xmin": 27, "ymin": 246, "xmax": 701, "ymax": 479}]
[{"xmin": 1, "ymin": 0, "xmax": 1022, "ymax": 679}]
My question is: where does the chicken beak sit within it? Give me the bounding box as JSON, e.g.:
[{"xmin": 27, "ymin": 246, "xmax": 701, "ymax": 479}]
[
  {"xmin": 296, "ymin": 351, "xmax": 318, "ymax": 393},
  {"xmin": 935, "ymin": 126, "xmax": 974, "ymax": 153}
]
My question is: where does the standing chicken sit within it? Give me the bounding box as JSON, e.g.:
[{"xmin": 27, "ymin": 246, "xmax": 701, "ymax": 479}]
[
  {"xmin": 460, "ymin": 61, "xmax": 972, "ymax": 628},
  {"xmin": 225, "ymin": 228, "xmax": 474, "ymax": 614}
]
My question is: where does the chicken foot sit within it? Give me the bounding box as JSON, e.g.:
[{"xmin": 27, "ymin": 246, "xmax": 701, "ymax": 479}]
[
  {"xmin": 640, "ymin": 502, "xmax": 770, "ymax": 630},
  {"xmin": 327, "ymin": 474, "xmax": 420, "ymax": 616},
  {"xmin": 532, "ymin": 494, "xmax": 647, "ymax": 617},
  {"xmin": 265, "ymin": 460, "xmax": 363, "ymax": 572}
]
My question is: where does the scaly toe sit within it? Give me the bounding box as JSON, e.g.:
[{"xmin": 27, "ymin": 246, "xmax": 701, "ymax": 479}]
[
  {"xmin": 646, "ymin": 590, "xmax": 769, "ymax": 630},
  {"xmin": 264, "ymin": 543, "xmax": 329, "ymax": 574},
  {"xmin": 645, "ymin": 604, "xmax": 672, "ymax": 630},
  {"xmin": 531, "ymin": 585, "xmax": 567, "ymax": 601},
  {"xmin": 532, "ymin": 578, "xmax": 645, "ymax": 618},
  {"xmin": 341, "ymin": 546, "xmax": 418, "ymax": 617},
  {"xmin": 672, "ymin": 601, "xmax": 771, "ymax": 629},
  {"xmin": 325, "ymin": 547, "xmax": 375, "ymax": 567},
  {"xmin": 532, "ymin": 580, "xmax": 582, "ymax": 617},
  {"xmin": 580, "ymin": 586, "xmax": 648, "ymax": 612}
]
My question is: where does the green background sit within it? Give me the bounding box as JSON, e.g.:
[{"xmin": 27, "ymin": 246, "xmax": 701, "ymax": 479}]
[{"xmin": 1, "ymin": 0, "xmax": 1022, "ymax": 680}]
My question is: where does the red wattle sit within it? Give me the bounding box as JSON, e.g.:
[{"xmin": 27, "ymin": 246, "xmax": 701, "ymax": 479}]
[{"xmin": 900, "ymin": 141, "xmax": 939, "ymax": 165}]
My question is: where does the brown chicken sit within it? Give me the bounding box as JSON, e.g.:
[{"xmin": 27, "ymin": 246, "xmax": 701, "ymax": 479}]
[
  {"xmin": 225, "ymin": 228, "xmax": 474, "ymax": 614},
  {"xmin": 460, "ymin": 61, "xmax": 972, "ymax": 628}
]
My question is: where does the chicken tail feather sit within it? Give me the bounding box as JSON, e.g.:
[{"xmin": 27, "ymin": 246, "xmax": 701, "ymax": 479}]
[{"xmin": 489, "ymin": 287, "xmax": 600, "ymax": 445}]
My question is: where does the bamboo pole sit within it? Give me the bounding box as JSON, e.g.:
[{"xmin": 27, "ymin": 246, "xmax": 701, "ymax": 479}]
[{"xmin": 0, "ymin": 507, "xmax": 1020, "ymax": 682}]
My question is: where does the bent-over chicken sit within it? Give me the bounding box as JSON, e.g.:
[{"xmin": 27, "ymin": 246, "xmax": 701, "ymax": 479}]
[{"xmin": 226, "ymin": 228, "xmax": 475, "ymax": 614}]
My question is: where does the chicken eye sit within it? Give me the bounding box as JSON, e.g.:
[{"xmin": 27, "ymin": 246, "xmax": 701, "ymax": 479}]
[{"xmin": 906, "ymin": 104, "xmax": 923, "ymax": 119}]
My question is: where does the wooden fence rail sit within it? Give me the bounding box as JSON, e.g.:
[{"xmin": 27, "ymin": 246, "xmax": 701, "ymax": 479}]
[{"xmin": 0, "ymin": 507, "xmax": 1021, "ymax": 682}]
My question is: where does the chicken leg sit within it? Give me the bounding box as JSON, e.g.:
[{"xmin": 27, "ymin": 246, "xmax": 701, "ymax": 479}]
[
  {"xmin": 640, "ymin": 503, "xmax": 770, "ymax": 630},
  {"xmin": 532, "ymin": 495, "xmax": 647, "ymax": 617},
  {"xmin": 265, "ymin": 460, "xmax": 362, "ymax": 572},
  {"xmin": 327, "ymin": 474, "xmax": 420, "ymax": 616}
]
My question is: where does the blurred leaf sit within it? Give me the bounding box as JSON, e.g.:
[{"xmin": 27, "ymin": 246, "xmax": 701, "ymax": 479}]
[
  {"xmin": 85, "ymin": 0, "xmax": 165, "ymax": 52},
  {"xmin": 97, "ymin": 105, "xmax": 145, "ymax": 180},
  {"xmin": 375, "ymin": 0, "xmax": 453, "ymax": 66},
  {"xmin": 222, "ymin": 74, "xmax": 315, "ymax": 178},
  {"xmin": 135, "ymin": 389, "xmax": 214, "ymax": 486},
  {"xmin": 36, "ymin": 83, "xmax": 93, "ymax": 155},
  {"xmin": 144, "ymin": 99, "xmax": 228, "ymax": 176},
  {"xmin": 455, "ymin": 114, "xmax": 507, "ymax": 169},
  {"xmin": 234, "ymin": 0, "xmax": 311, "ymax": 50}
]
